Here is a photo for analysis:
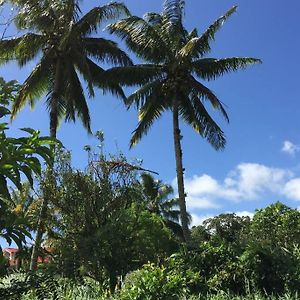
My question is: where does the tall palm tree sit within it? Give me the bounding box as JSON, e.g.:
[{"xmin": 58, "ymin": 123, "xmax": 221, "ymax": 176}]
[
  {"xmin": 140, "ymin": 173, "xmax": 190, "ymax": 238},
  {"xmin": 1, "ymin": 0, "xmax": 132, "ymax": 138},
  {"xmin": 0, "ymin": 0, "xmax": 132, "ymax": 269},
  {"xmin": 107, "ymin": 0, "xmax": 261, "ymax": 241}
]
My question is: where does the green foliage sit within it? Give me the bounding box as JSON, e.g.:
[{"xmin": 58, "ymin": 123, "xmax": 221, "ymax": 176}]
[
  {"xmin": 239, "ymin": 202, "xmax": 300, "ymax": 294},
  {"xmin": 0, "ymin": 271, "xmax": 59, "ymax": 300},
  {"xmin": 36, "ymin": 148, "xmax": 178, "ymax": 290},
  {"xmin": 0, "ymin": 77, "xmax": 58, "ymax": 274},
  {"xmin": 167, "ymin": 243, "xmax": 243, "ymax": 294},
  {"xmin": 0, "ymin": 112, "xmax": 57, "ymax": 247},
  {"xmin": 0, "ymin": 77, "xmax": 20, "ymax": 109},
  {"xmin": 174, "ymin": 203, "xmax": 300, "ymax": 295},
  {"xmin": 203, "ymin": 213, "xmax": 251, "ymax": 244},
  {"xmin": 249, "ymin": 202, "xmax": 300, "ymax": 248},
  {"xmin": 119, "ymin": 263, "xmax": 188, "ymax": 300}
]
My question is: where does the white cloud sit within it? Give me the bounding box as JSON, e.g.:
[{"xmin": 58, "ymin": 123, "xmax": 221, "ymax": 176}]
[
  {"xmin": 177, "ymin": 162, "xmax": 300, "ymax": 228},
  {"xmin": 283, "ymin": 178, "xmax": 300, "ymax": 201},
  {"xmin": 282, "ymin": 140, "xmax": 300, "ymax": 156},
  {"xmin": 185, "ymin": 174, "xmax": 219, "ymax": 195},
  {"xmin": 232, "ymin": 163, "xmax": 291, "ymax": 199},
  {"xmin": 183, "ymin": 163, "xmax": 292, "ymax": 208},
  {"xmin": 172, "ymin": 162, "xmax": 300, "ymax": 228},
  {"xmin": 186, "ymin": 196, "xmax": 219, "ymax": 210}
]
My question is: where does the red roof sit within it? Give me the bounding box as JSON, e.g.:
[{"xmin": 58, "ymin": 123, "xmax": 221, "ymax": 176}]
[{"xmin": 3, "ymin": 248, "xmax": 18, "ymax": 253}]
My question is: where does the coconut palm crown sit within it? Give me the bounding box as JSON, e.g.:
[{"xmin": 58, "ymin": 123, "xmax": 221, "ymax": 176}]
[
  {"xmin": 0, "ymin": 0, "xmax": 132, "ymax": 137},
  {"xmin": 107, "ymin": 0, "xmax": 261, "ymax": 241}
]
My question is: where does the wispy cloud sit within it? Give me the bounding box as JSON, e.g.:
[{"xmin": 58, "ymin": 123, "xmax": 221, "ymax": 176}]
[{"xmin": 282, "ymin": 140, "xmax": 300, "ymax": 156}]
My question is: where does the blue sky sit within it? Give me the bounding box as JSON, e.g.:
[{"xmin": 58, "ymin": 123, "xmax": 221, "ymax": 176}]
[{"xmin": 1, "ymin": 0, "xmax": 300, "ymax": 234}]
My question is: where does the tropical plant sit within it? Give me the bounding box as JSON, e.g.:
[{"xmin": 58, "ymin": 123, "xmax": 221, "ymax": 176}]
[
  {"xmin": 107, "ymin": 1, "xmax": 261, "ymax": 240},
  {"xmin": 140, "ymin": 172, "xmax": 190, "ymax": 238},
  {"xmin": 0, "ymin": 84, "xmax": 57, "ymax": 274},
  {"xmin": 120, "ymin": 263, "xmax": 188, "ymax": 300},
  {"xmin": 2, "ymin": 0, "xmax": 131, "ymax": 137}
]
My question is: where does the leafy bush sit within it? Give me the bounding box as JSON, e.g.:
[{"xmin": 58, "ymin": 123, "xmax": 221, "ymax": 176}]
[{"xmin": 118, "ymin": 263, "xmax": 188, "ymax": 300}]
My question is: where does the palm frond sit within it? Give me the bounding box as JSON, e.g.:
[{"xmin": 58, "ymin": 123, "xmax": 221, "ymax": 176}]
[
  {"xmin": 193, "ymin": 57, "xmax": 262, "ymax": 80},
  {"xmin": 159, "ymin": 185, "xmax": 174, "ymax": 200},
  {"xmin": 61, "ymin": 0, "xmax": 82, "ymax": 23},
  {"xmin": 189, "ymin": 76, "xmax": 229, "ymax": 122},
  {"xmin": 12, "ymin": 0, "xmax": 55, "ymax": 30},
  {"xmin": 75, "ymin": 2, "xmax": 130, "ymax": 35},
  {"xmin": 71, "ymin": 50, "xmax": 95, "ymax": 97},
  {"xmin": 108, "ymin": 16, "xmax": 169, "ymax": 63},
  {"xmin": 160, "ymin": 197, "xmax": 179, "ymax": 208},
  {"xmin": 141, "ymin": 173, "xmax": 159, "ymax": 200},
  {"xmin": 0, "ymin": 33, "xmax": 44, "ymax": 64},
  {"xmin": 188, "ymin": 28, "xmax": 198, "ymax": 39},
  {"xmin": 86, "ymin": 58, "xmax": 126, "ymax": 100},
  {"xmin": 143, "ymin": 12, "xmax": 162, "ymax": 25},
  {"xmin": 46, "ymin": 92, "xmax": 67, "ymax": 131},
  {"xmin": 83, "ymin": 37, "xmax": 132, "ymax": 66},
  {"xmin": 0, "ymin": 38, "xmax": 21, "ymax": 63},
  {"xmin": 162, "ymin": 209, "xmax": 180, "ymax": 223},
  {"xmin": 11, "ymin": 53, "xmax": 53, "ymax": 118},
  {"xmin": 126, "ymin": 79, "xmax": 163, "ymax": 109},
  {"xmin": 105, "ymin": 65, "xmax": 164, "ymax": 88},
  {"xmin": 64, "ymin": 63, "xmax": 91, "ymax": 133},
  {"xmin": 163, "ymin": 0, "xmax": 185, "ymax": 24},
  {"xmin": 16, "ymin": 34, "xmax": 46, "ymax": 67},
  {"xmin": 179, "ymin": 92, "xmax": 226, "ymax": 150},
  {"xmin": 179, "ymin": 6, "xmax": 237, "ymax": 58},
  {"xmin": 130, "ymin": 91, "xmax": 166, "ymax": 147}
]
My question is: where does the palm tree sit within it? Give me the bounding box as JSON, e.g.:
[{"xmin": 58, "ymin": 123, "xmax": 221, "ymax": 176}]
[
  {"xmin": 1, "ymin": 0, "xmax": 132, "ymax": 138},
  {"xmin": 107, "ymin": 0, "xmax": 261, "ymax": 241},
  {"xmin": 1, "ymin": 0, "xmax": 132, "ymax": 269},
  {"xmin": 140, "ymin": 173, "xmax": 190, "ymax": 238}
]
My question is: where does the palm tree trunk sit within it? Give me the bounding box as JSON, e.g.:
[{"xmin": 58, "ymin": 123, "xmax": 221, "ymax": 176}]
[
  {"xmin": 172, "ymin": 97, "xmax": 190, "ymax": 242},
  {"xmin": 30, "ymin": 60, "xmax": 61, "ymax": 271}
]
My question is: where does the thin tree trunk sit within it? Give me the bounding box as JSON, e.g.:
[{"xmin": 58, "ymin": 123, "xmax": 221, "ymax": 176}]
[
  {"xmin": 172, "ymin": 97, "xmax": 190, "ymax": 242},
  {"xmin": 30, "ymin": 60, "xmax": 61, "ymax": 271},
  {"xmin": 29, "ymin": 195, "xmax": 48, "ymax": 270}
]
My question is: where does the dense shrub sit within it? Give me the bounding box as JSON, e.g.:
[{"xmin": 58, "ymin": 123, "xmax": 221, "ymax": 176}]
[{"xmin": 118, "ymin": 263, "xmax": 188, "ymax": 300}]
